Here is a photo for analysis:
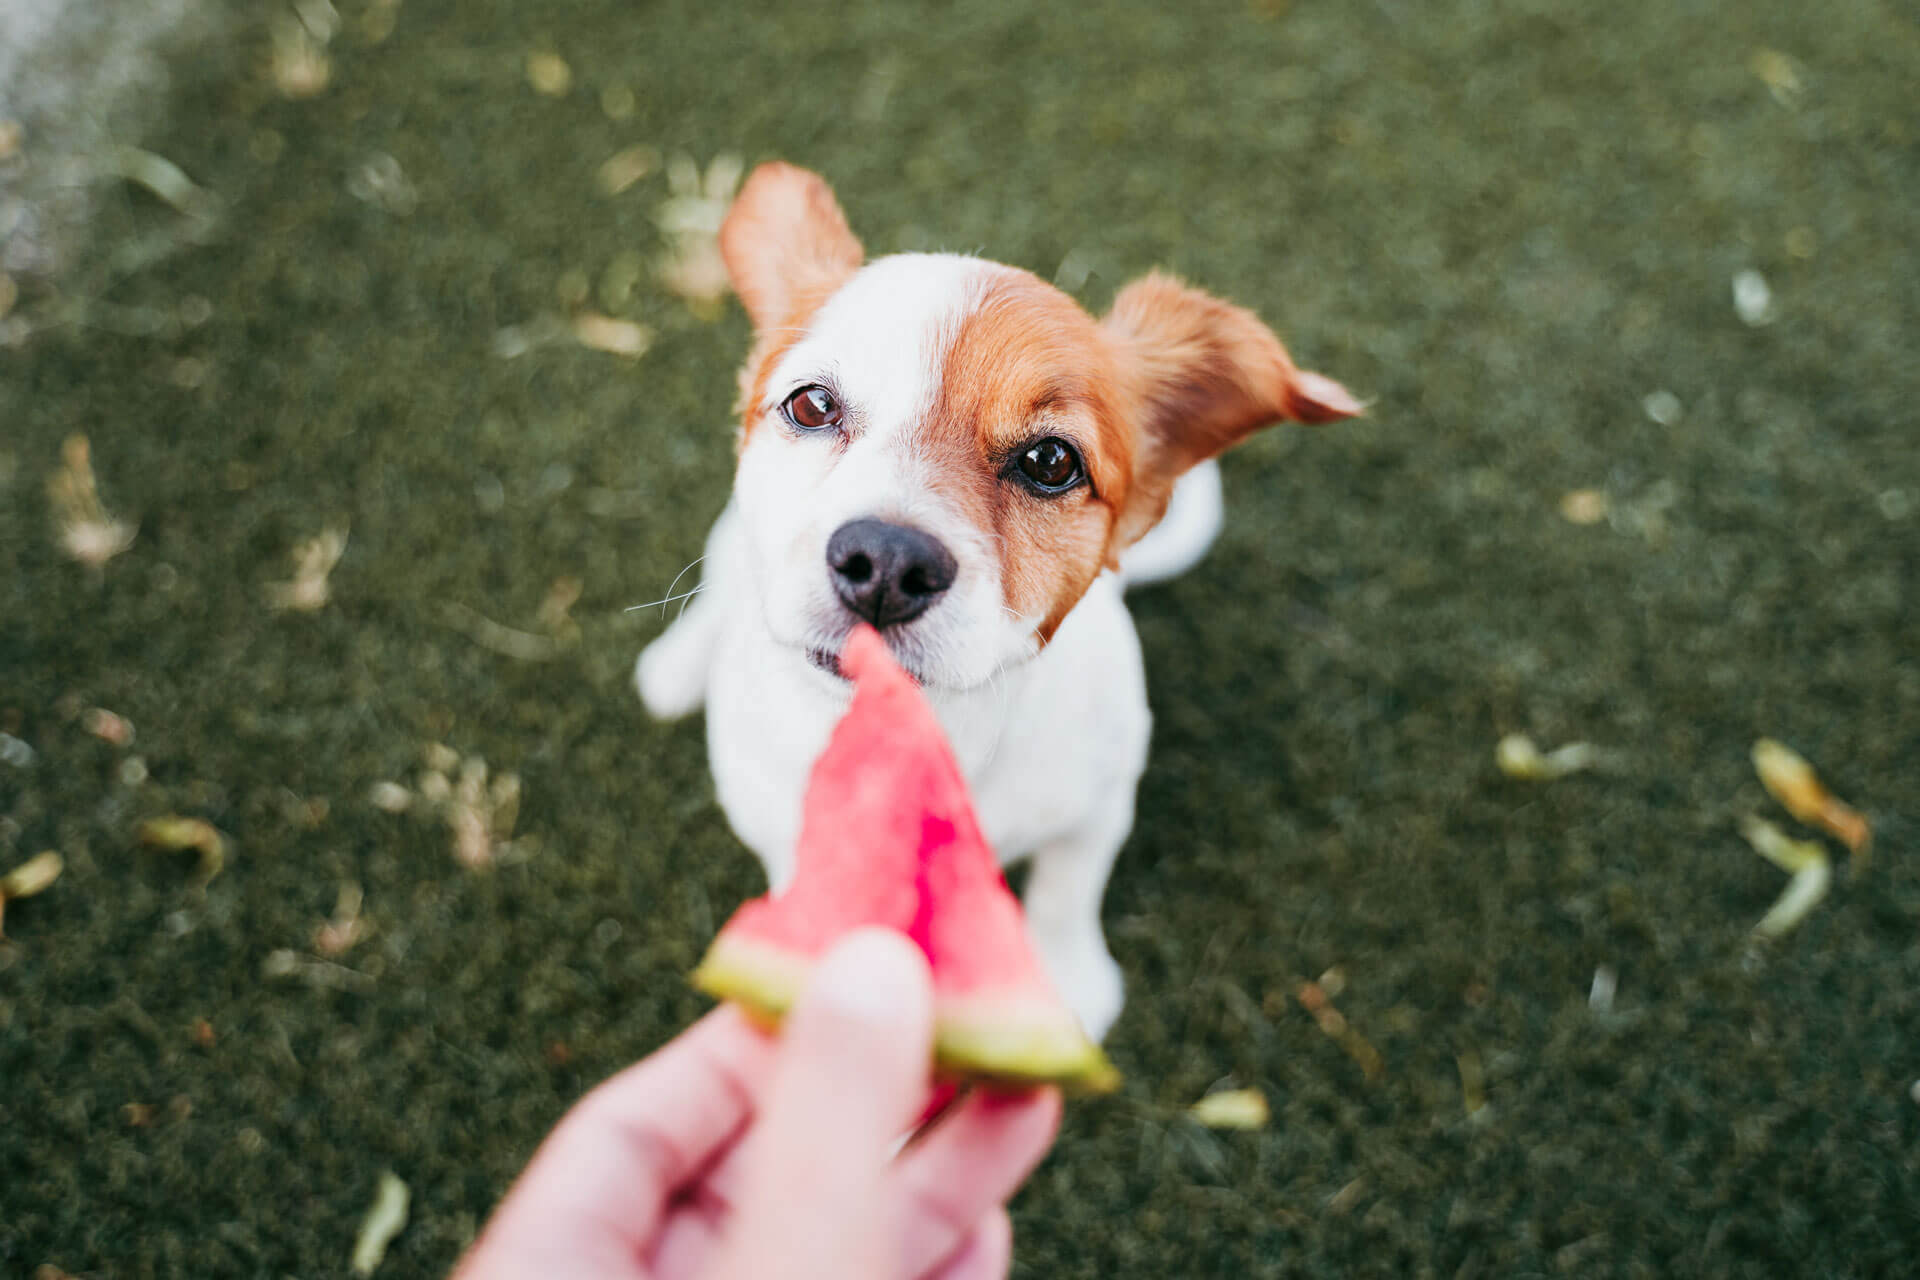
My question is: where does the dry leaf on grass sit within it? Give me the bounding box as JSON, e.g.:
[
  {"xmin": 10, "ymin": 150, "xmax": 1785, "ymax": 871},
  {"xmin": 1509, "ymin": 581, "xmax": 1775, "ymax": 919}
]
[
  {"xmin": 396, "ymin": 746, "xmax": 525, "ymax": 869},
  {"xmin": 1188, "ymin": 1087, "xmax": 1270, "ymax": 1130},
  {"xmin": 270, "ymin": 12, "xmax": 331, "ymax": 98},
  {"xmin": 0, "ymin": 851, "xmax": 64, "ymax": 937},
  {"xmin": 266, "ymin": 526, "xmax": 348, "ymax": 611},
  {"xmin": 526, "ymin": 51, "xmax": 572, "ymax": 96},
  {"xmin": 82, "ymin": 707, "xmax": 135, "ymax": 746},
  {"xmin": 313, "ymin": 881, "xmax": 367, "ymax": 955},
  {"xmin": 48, "ymin": 435, "xmax": 137, "ymax": 567},
  {"xmin": 1294, "ymin": 980, "xmax": 1385, "ymax": 1081},
  {"xmin": 570, "ymin": 312, "xmax": 652, "ymax": 358},
  {"xmin": 1558, "ymin": 489, "xmax": 1609, "ymax": 525},
  {"xmin": 597, "ymin": 145, "xmax": 659, "ymax": 196},
  {"xmin": 137, "ymin": 816, "xmax": 227, "ymax": 883},
  {"xmin": 1739, "ymin": 815, "xmax": 1831, "ymax": 940},
  {"xmin": 351, "ymin": 1171, "xmax": 410, "ymax": 1275},
  {"xmin": 1751, "ymin": 738, "xmax": 1871, "ymax": 861},
  {"xmin": 656, "ymin": 153, "xmax": 743, "ymax": 311},
  {"xmin": 1495, "ymin": 734, "xmax": 1602, "ymax": 781}
]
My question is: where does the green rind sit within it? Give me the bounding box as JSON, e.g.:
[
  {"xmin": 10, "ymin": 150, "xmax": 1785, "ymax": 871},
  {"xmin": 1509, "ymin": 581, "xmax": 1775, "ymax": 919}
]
[{"xmin": 692, "ymin": 935, "xmax": 1121, "ymax": 1095}]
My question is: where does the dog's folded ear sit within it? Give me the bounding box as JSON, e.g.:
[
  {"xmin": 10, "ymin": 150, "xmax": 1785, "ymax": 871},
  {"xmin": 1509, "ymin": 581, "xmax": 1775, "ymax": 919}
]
[
  {"xmin": 720, "ymin": 163, "xmax": 865, "ymax": 335},
  {"xmin": 1102, "ymin": 271, "xmax": 1361, "ymax": 548}
]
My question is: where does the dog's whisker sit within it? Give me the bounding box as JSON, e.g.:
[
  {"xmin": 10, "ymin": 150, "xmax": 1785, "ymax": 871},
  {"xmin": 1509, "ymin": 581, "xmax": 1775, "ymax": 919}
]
[
  {"xmin": 673, "ymin": 583, "xmax": 707, "ymax": 622},
  {"xmin": 625, "ymin": 584, "xmax": 705, "ymax": 613},
  {"xmin": 626, "ymin": 556, "xmax": 706, "ymax": 613}
]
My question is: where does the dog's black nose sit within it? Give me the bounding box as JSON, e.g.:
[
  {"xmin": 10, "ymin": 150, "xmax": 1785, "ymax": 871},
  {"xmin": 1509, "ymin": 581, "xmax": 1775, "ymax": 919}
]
[{"xmin": 826, "ymin": 518, "xmax": 957, "ymax": 629}]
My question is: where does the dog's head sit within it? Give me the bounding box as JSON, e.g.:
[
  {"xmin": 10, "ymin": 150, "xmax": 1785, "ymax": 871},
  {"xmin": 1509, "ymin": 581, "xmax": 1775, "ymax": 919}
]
[{"xmin": 719, "ymin": 163, "xmax": 1358, "ymax": 690}]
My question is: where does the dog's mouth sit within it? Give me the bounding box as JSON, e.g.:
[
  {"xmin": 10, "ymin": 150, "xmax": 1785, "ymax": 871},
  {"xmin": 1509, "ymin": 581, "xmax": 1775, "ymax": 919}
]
[
  {"xmin": 805, "ymin": 645, "xmax": 847, "ymax": 679},
  {"xmin": 805, "ymin": 635, "xmax": 931, "ymax": 687}
]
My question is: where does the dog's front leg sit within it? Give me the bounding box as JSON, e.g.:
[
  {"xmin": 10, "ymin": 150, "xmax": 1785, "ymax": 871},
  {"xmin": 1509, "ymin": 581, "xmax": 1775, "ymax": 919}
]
[
  {"xmin": 634, "ymin": 501, "xmax": 738, "ymax": 721},
  {"xmin": 1020, "ymin": 799, "xmax": 1133, "ymax": 1043}
]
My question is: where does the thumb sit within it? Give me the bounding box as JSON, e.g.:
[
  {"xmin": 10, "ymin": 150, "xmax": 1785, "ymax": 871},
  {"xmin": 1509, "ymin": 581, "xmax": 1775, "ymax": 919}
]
[{"xmin": 710, "ymin": 927, "xmax": 935, "ymax": 1280}]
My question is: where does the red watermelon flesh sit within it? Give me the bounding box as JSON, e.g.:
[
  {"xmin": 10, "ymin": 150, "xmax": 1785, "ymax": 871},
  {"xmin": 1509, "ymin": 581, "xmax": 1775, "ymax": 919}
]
[{"xmin": 691, "ymin": 624, "xmax": 1119, "ymax": 1092}]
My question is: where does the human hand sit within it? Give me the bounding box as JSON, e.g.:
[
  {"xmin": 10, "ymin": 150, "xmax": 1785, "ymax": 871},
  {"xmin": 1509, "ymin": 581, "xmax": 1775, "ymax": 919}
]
[{"xmin": 454, "ymin": 928, "xmax": 1063, "ymax": 1280}]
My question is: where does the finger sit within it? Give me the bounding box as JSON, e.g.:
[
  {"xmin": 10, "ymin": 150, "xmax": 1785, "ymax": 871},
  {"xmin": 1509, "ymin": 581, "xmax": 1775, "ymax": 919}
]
[
  {"xmin": 895, "ymin": 1086, "xmax": 1060, "ymax": 1277},
  {"xmin": 924, "ymin": 1208, "xmax": 1012, "ymax": 1280},
  {"xmin": 707, "ymin": 928, "xmax": 935, "ymax": 1280},
  {"xmin": 456, "ymin": 1007, "xmax": 777, "ymax": 1277}
]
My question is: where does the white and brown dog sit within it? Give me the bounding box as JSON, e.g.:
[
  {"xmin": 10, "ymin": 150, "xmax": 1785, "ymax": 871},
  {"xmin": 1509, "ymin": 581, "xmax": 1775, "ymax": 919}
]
[{"xmin": 637, "ymin": 163, "xmax": 1357, "ymax": 1040}]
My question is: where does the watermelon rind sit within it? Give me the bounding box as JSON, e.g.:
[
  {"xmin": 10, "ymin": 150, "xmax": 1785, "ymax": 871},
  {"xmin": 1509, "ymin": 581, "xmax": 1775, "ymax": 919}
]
[{"xmin": 693, "ymin": 933, "xmax": 1120, "ymax": 1094}]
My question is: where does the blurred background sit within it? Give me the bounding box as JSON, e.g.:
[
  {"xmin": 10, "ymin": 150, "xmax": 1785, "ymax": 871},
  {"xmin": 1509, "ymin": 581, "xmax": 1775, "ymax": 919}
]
[{"xmin": 2, "ymin": 0, "xmax": 1916, "ymax": 1275}]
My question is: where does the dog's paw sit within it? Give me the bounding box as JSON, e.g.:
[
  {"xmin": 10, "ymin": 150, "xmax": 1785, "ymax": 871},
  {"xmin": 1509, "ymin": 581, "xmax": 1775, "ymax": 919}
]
[
  {"xmin": 634, "ymin": 636, "xmax": 706, "ymax": 720},
  {"xmin": 1037, "ymin": 934, "xmax": 1126, "ymax": 1043}
]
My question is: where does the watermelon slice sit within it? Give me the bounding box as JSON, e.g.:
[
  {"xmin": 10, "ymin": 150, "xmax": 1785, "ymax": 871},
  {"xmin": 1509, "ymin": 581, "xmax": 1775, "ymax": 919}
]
[{"xmin": 692, "ymin": 625, "xmax": 1119, "ymax": 1093}]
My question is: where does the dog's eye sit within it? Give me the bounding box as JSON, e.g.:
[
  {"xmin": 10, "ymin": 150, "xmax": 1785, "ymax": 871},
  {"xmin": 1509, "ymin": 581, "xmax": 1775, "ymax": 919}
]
[
  {"xmin": 782, "ymin": 386, "xmax": 843, "ymax": 432},
  {"xmin": 1015, "ymin": 438, "xmax": 1083, "ymax": 493}
]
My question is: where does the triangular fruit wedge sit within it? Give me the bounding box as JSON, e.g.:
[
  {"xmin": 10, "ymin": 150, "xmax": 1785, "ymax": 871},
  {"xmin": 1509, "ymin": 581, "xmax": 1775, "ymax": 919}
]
[{"xmin": 692, "ymin": 625, "xmax": 1119, "ymax": 1093}]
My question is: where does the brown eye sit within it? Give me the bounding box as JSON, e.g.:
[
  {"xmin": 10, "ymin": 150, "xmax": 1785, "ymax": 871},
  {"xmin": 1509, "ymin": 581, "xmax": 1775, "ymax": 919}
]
[
  {"xmin": 1016, "ymin": 437, "xmax": 1083, "ymax": 493},
  {"xmin": 782, "ymin": 386, "xmax": 843, "ymax": 431}
]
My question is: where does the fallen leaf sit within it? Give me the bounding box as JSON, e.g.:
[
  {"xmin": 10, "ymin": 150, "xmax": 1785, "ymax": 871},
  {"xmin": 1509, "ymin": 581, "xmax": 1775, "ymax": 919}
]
[
  {"xmin": 346, "ymin": 154, "xmax": 418, "ymax": 217},
  {"xmin": 1, "ymin": 850, "xmax": 64, "ymax": 900},
  {"xmin": 1752, "ymin": 738, "xmax": 1871, "ymax": 859},
  {"xmin": 1732, "ymin": 269, "xmax": 1774, "ymax": 327},
  {"xmin": 442, "ymin": 601, "xmax": 561, "ymax": 661},
  {"xmin": 597, "ymin": 145, "xmax": 659, "ymax": 196},
  {"xmin": 270, "ymin": 13, "xmax": 331, "ymax": 98},
  {"xmin": 536, "ymin": 575, "xmax": 584, "ymax": 636},
  {"xmin": 570, "ymin": 311, "xmax": 653, "ymax": 358},
  {"xmin": 351, "ymin": 1170, "xmax": 410, "ymax": 1275},
  {"xmin": 266, "ymin": 526, "xmax": 348, "ymax": 611},
  {"xmin": 1293, "ymin": 982, "xmax": 1385, "ymax": 1081},
  {"xmin": 368, "ymin": 781, "xmax": 413, "ymax": 813},
  {"xmin": 1188, "ymin": 1087, "xmax": 1270, "ymax": 1130},
  {"xmin": 48, "ymin": 435, "xmax": 137, "ymax": 567},
  {"xmin": 1326, "ymin": 1176, "xmax": 1367, "ymax": 1215},
  {"xmin": 82, "ymin": 707, "xmax": 135, "ymax": 746},
  {"xmin": 526, "ymin": 51, "xmax": 572, "ymax": 96},
  {"xmin": 101, "ymin": 145, "xmax": 220, "ymax": 220},
  {"xmin": 656, "ymin": 153, "xmax": 743, "ymax": 311},
  {"xmin": 600, "ymin": 85, "xmax": 636, "ymax": 120},
  {"xmin": 137, "ymin": 816, "xmax": 226, "ymax": 882},
  {"xmin": 1558, "ymin": 489, "xmax": 1609, "ymax": 525},
  {"xmin": 261, "ymin": 948, "xmax": 374, "ymax": 991},
  {"xmin": 1455, "ymin": 1049, "xmax": 1487, "ymax": 1117},
  {"xmin": 314, "ymin": 881, "xmax": 367, "ymax": 956},
  {"xmin": 1588, "ymin": 965, "xmax": 1618, "ymax": 1013},
  {"xmin": 1748, "ymin": 48, "xmax": 1802, "ymax": 106},
  {"xmin": 1740, "ymin": 815, "xmax": 1831, "ymax": 939},
  {"xmin": 0, "ymin": 851, "xmax": 64, "ymax": 937},
  {"xmin": 1495, "ymin": 734, "xmax": 1601, "ymax": 780}
]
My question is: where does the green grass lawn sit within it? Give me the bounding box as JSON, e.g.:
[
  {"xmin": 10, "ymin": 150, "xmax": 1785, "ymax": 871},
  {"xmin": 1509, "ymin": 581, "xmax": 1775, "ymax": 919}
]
[{"xmin": 3, "ymin": 1, "xmax": 1916, "ymax": 1274}]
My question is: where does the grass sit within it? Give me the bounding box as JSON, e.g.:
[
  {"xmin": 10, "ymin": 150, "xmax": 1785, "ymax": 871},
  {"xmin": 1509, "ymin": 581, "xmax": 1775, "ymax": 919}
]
[{"xmin": 2, "ymin": 0, "xmax": 1917, "ymax": 1275}]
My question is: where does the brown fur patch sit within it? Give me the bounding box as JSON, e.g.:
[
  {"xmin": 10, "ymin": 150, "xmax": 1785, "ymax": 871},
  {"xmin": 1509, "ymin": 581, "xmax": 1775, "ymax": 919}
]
[
  {"xmin": 922, "ymin": 267, "xmax": 1133, "ymax": 641},
  {"xmin": 1101, "ymin": 271, "xmax": 1361, "ymax": 549}
]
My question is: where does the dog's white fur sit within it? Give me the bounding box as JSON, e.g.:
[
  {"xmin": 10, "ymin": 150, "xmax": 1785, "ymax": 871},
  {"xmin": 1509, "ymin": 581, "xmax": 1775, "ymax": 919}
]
[{"xmin": 637, "ymin": 166, "xmax": 1352, "ymax": 1040}]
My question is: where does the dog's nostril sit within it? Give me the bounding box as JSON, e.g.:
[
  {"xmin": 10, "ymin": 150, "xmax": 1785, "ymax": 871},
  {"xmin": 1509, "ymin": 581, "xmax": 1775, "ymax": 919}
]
[
  {"xmin": 839, "ymin": 553, "xmax": 874, "ymax": 584},
  {"xmin": 900, "ymin": 566, "xmax": 933, "ymax": 597}
]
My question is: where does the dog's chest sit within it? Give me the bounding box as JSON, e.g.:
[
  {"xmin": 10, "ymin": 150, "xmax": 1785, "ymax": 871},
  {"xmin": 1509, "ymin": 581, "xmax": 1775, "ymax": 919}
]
[{"xmin": 704, "ymin": 577, "xmax": 1151, "ymax": 885}]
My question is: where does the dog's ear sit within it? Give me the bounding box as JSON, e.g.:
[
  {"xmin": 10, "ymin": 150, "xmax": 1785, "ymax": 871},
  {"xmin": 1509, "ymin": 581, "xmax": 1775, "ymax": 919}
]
[
  {"xmin": 1101, "ymin": 271, "xmax": 1360, "ymax": 550},
  {"xmin": 720, "ymin": 163, "xmax": 865, "ymax": 335}
]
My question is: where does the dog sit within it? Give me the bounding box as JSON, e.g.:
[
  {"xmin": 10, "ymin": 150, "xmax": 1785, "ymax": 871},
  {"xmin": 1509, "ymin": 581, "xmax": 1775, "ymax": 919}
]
[{"xmin": 637, "ymin": 163, "xmax": 1357, "ymax": 1040}]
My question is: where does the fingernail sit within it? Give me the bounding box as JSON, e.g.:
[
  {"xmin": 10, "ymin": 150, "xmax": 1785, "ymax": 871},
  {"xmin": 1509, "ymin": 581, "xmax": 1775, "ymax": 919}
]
[{"xmin": 807, "ymin": 928, "xmax": 930, "ymax": 1026}]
